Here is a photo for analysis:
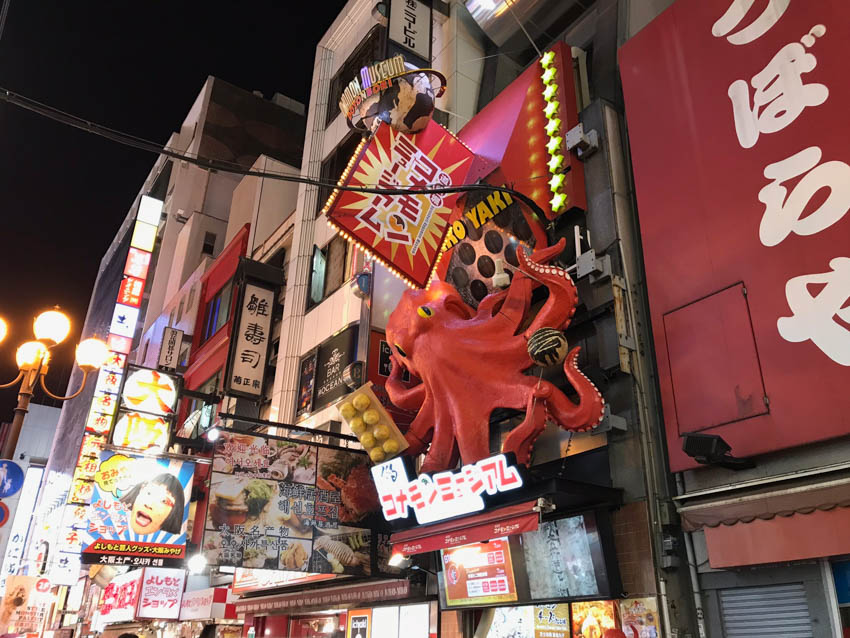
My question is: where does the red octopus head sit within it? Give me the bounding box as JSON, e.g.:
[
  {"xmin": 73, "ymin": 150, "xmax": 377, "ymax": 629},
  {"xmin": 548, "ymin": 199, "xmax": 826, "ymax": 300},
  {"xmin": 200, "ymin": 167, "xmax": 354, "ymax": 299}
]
[{"xmin": 386, "ymin": 281, "xmax": 473, "ymax": 376}]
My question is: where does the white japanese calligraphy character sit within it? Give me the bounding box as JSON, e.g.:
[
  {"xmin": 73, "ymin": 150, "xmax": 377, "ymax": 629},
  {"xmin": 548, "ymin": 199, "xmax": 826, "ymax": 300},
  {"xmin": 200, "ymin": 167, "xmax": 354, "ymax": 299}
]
[
  {"xmin": 728, "ymin": 34, "xmax": 828, "ymax": 149},
  {"xmin": 777, "ymin": 257, "xmax": 850, "ymax": 365},
  {"xmin": 712, "ymin": 0, "xmax": 789, "ymax": 45},
  {"xmin": 757, "ymin": 146, "xmax": 850, "ymax": 246}
]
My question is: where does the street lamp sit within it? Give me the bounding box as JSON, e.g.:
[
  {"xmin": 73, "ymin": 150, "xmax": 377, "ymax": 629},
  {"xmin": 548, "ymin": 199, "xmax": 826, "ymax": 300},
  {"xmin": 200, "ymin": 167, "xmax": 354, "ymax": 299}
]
[{"xmin": 0, "ymin": 309, "xmax": 109, "ymax": 459}]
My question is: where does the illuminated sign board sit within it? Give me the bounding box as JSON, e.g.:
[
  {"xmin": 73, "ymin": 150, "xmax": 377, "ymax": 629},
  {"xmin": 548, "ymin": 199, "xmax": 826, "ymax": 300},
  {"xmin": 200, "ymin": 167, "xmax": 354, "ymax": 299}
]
[
  {"xmin": 388, "ymin": 0, "xmax": 432, "ymax": 62},
  {"xmin": 120, "ymin": 368, "xmax": 179, "ymax": 416},
  {"xmin": 225, "ymin": 282, "xmax": 274, "ymax": 398},
  {"xmin": 325, "ymin": 120, "xmax": 474, "ymax": 288},
  {"xmin": 68, "ymin": 196, "xmax": 161, "ymax": 516},
  {"xmin": 135, "ymin": 567, "xmax": 186, "ymax": 620},
  {"xmin": 371, "ymin": 454, "xmax": 523, "ymax": 524}
]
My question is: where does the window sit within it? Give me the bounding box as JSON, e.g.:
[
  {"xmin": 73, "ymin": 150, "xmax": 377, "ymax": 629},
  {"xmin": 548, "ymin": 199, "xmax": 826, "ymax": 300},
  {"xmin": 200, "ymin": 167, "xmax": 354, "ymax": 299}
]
[
  {"xmin": 187, "ymin": 284, "xmax": 196, "ymax": 311},
  {"xmin": 306, "ymin": 237, "xmax": 350, "ymax": 309},
  {"xmin": 185, "ymin": 370, "xmax": 221, "ymax": 438},
  {"xmin": 169, "ymin": 309, "xmax": 175, "ymax": 327},
  {"xmin": 201, "ymin": 280, "xmax": 233, "ymax": 343},
  {"xmin": 202, "ymin": 232, "xmax": 217, "ymax": 256},
  {"xmin": 177, "ymin": 299, "xmax": 185, "ymax": 323},
  {"xmin": 326, "ymin": 25, "xmax": 386, "ymax": 127},
  {"xmin": 317, "ymin": 133, "xmax": 364, "ymax": 213}
]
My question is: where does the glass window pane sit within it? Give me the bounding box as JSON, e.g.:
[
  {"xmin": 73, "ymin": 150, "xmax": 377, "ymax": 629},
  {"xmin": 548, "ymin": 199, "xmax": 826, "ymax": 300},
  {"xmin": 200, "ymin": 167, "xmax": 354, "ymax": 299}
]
[{"xmin": 309, "ymin": 246, "xmax": 327, "ymax": 305}]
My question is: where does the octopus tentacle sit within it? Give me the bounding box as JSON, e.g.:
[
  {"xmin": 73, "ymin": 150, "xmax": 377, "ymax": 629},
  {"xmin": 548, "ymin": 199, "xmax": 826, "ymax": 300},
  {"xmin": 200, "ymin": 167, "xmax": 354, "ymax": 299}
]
[
  {"xmin": 544, "ymin": 347, "xmax": 606, "ymax": 432},
  {"xmin": 404, "ymin": 407, "xmax": 433, "ymax": 457},
  {"xmin": 501, "ymin": 387, "xmax": 549, "ymax": 465},
  {"xmin": 386, "ymin": 355, "xmax": 425, "ymax": 411},
  {"xmin": 517, "ymin": 238, "xmax": 579, "ymax": 337},
  {"xmin": 420, "ymin": 408, "xmax": 460, "ymax": 474}
]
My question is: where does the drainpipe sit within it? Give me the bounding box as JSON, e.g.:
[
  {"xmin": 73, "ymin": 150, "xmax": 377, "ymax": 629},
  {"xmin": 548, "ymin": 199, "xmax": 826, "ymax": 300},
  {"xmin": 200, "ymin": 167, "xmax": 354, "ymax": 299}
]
[{"xmin": 676, "ymin": 473, "xmax": 707, "ymax": 638}]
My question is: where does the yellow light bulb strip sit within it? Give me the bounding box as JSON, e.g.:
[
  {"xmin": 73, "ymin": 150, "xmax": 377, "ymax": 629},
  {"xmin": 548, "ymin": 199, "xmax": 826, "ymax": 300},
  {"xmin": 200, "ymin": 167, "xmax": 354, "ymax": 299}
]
[{"xmin": 540, "ymin": 50, "xmax": 568, "ymax": 214}]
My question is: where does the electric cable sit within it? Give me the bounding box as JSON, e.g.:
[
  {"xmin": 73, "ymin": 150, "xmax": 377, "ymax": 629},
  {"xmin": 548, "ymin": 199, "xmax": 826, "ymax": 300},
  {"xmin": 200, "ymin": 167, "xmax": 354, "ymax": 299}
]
[{"xmin": 0, "ymin": 85, "xmax": 561, "ymax": 223}]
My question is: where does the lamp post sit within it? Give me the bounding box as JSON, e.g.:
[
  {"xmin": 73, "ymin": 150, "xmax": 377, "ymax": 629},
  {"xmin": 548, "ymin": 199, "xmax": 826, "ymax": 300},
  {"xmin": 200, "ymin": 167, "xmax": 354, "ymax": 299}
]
[{"xmin": 0, "ymin": 309, "xmax": 109, "ymax": 459}]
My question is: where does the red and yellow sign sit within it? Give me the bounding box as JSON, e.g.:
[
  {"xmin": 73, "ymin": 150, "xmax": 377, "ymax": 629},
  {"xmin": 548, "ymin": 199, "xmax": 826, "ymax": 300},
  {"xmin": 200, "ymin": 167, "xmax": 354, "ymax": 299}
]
[{"xmin": 325, "ymin": 120, "xmax": 476, "ymax": 288}]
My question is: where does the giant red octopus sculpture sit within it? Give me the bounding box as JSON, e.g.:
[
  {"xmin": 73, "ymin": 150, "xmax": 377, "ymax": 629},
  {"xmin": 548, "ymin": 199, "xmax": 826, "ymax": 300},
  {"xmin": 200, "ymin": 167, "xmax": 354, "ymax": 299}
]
[{"xmin": 385, "ymin": 238, "xmax": 605, "ymax": 473}]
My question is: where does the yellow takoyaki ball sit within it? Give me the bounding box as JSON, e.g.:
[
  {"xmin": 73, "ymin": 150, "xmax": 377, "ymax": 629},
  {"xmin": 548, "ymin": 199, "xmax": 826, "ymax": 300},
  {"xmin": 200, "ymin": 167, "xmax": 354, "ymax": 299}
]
[
  {"xmin": 382, "ymin": 439, "xmax": 400, "ymax": 454},
  {"xmin": 373, "ymin": 424, "xmax": 391, "ymax": 441},
  {"xmin": 352, "ymin": 393, "xmax": 371, "ymax": 411},
  {"xmin": 369, "ymin": 447, "xmax": 386, "ymax": 463},
  {"xmin": 360, "ymin": 433, "xmax": 377, "ymax": 449},
  {"xmin": 363, "ymin": 408, "xmax": 380, "ymax": 425},
  {"xmin": 339, "ymin": 402, "xmax": 356, "ymax": 420},
  {"xmin": 349, "ymin": 417, "xmax": 366, "ymax": 434}
]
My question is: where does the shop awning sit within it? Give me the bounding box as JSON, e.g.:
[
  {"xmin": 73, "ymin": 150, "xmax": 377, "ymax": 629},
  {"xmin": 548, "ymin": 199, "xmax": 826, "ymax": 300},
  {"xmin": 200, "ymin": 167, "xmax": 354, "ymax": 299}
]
[
  {"xmin": 704, "ymin": 505, "xmax": 850, "ymax": 568},
  {"xmin": 234, "ymin": 579, "xmax": 409, "ymax": 615},
  {"xmin": 676, "ymin": 473, "xmax": 850, "ymax": 531},
  {"xmin": 390, "ymin": 500, "xmax": 540, "ymax": 556}
]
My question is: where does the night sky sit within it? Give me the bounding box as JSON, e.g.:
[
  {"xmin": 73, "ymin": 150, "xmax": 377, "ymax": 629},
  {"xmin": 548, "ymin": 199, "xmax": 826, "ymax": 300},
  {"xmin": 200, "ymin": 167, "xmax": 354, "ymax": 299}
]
[{"xmin": 0, "ymin": 1, "xmax": 347, "ymax": 419}]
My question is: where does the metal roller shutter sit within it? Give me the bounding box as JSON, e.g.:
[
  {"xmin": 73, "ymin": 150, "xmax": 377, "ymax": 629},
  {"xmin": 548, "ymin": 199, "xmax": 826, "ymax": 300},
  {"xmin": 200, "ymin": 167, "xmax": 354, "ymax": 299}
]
[{"xmin": 719, "ymin": 583, "xmax": 813, "ymax": 637}]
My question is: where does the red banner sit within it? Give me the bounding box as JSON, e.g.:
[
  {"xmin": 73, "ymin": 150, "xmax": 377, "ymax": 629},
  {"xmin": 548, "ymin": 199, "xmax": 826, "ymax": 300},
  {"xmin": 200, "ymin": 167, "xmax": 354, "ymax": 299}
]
[
  {"xmin": 389, "ymin": 501, "xmax": 539, "ymax": 555},
  {"xmin": 620, "ymin": 0, "xmax": 850, "ymax": 470},
  {"xmin": 326, "ymin": 120, "xmax": 476, "ymax": 288}
]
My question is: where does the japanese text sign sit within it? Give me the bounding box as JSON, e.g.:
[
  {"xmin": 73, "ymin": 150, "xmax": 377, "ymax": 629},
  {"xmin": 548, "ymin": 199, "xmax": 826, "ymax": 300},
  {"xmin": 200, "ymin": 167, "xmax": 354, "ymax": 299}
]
[
  {"xmin": 135, "ymin": 567, "xmax": 185, "ymax": 619},
  {"xmin": 389, "ymin": 0, "xmax": 431, "ymax": 62},
  {"xmin": 620, "ymin": 0, "xmax": 850, "ymax": 469},
  {"xmin": 326, "ymin": 120, "xmax": 476, "ymax": 288},
  {"xmin": 371, "ymin": 453, "xmax": 523, "ymax": 524},
  {"xmin": 158, "ymin": 327, "xmax": 184, "ymax": 370},
  {"xmin": 204, "ymin": 431, "xmax": 377, "ymax": 576},
  {"xmin": 80, "ymin": 450, "xmax": 195, "ymax": 567},
  {"xmin": 98, "ymin": 569, "xmax": 143, "ymax": 624},
  {"xmin": 0, "ymin": 575, "xmax": 51, "ymax": 634},
  {"xmin": 441, "ymin": 538, "xmax": 518, "ymax": 607},
  {"xmin": 226, "ymin": 282, "xmax": 274, "ymax": 398},
  {"xmin": 120, "ymin": 367, "xmax": 179, "ymax": 416}
]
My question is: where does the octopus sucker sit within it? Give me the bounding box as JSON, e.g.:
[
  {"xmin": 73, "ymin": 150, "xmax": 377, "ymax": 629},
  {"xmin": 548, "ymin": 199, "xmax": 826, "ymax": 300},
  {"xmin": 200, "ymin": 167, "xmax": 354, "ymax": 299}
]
[{"xmin": 386, "ymin": 237, "xmax": 605, "ymax": 470}]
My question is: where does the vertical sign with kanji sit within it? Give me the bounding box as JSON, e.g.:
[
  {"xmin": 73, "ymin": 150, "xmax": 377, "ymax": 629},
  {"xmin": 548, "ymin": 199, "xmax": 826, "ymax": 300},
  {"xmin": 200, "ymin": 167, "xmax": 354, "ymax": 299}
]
[
  {"xmin": 158, "ymin": 327, "xmax": 184, "ymax": 371},
  {"xmin": 226, "ymin": 282, "xmax": 274, "ymax": 398},
  {"xmin": 388, "ymin": 0, "xmax": 432, "ymax": 64}
]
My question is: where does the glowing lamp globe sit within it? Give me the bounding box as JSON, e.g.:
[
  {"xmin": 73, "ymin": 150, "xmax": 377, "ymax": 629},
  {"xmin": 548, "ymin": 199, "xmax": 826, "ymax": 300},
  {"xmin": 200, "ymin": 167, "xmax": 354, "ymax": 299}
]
[
  {"xmin": 187, "ymin": 553, "xmax": 207, "ymax": 574},
  {"xmin": 0, "ymin": 317, "xmax": 7, "ymax": 344},
  {"xmin": 75, "ymin": 338, "xmax": 109, "ymax": 371},
  {"xmin": 33, "ymin": 310, "xmax": 71, "ymax": 345},
  {"xmin": 16, "ymin": 341, "xmax": 49, "ymax": 370}
]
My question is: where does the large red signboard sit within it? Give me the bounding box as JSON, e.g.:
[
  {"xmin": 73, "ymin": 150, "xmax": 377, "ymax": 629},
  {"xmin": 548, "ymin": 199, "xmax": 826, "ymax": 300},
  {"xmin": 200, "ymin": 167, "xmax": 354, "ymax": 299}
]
[
  {"xmin": 326, "ymin": 119, "xmax": 475, "ymax": 288},
  {"xmin": 620, "ymin": 0, "xmax": 850, "ymax": 470}
]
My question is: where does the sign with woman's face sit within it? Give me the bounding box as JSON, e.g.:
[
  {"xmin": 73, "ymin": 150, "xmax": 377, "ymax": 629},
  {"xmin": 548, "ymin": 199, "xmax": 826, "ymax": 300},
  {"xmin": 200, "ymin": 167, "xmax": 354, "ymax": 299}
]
[{"xmin": 79, "ymin": 450, "xmax": 195, "ymax": 567}]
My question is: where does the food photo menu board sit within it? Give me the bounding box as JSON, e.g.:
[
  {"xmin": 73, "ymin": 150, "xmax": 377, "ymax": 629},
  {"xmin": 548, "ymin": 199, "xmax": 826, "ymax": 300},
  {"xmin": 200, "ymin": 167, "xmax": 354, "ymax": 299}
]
[
  {"xmin": 441, "ymin": 538, "xmax": 519, "ymax": 607},
  {"xmin": 203, "ymin": 431, "xmax": 379, "ymax": 576}
]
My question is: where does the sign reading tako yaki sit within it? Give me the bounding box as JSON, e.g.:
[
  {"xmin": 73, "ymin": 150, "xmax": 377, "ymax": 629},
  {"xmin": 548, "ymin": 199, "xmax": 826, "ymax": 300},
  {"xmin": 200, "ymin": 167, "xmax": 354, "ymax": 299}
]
[
  {"xmin": 79, "ymin": 450, "xmax": 196, "ymax": 567},
  {"xmin": 203, "ymin": 431, "xmax": 382, "ymax": 576}
]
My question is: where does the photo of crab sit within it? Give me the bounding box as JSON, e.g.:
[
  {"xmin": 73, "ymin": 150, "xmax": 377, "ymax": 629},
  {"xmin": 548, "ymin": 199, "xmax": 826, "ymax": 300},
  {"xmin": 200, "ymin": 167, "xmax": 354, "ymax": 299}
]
[
  {"xmin": 316, "ymin": 448, "xmax": 380, "ymax": 523},
  {"xmin": 310, "ymin": 526, "xmax": 371, "ymax": 575},
  {"xmin": 279, "ymin": 538, "xmax": 312, "ymax": 571}
]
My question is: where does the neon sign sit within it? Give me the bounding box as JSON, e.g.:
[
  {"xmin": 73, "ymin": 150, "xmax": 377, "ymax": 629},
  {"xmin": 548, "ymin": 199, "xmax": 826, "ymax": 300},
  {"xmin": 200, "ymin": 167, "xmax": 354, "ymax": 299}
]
[{"xmin": 370, "ymin": 453, "xmax": 523, "ymax": 524}]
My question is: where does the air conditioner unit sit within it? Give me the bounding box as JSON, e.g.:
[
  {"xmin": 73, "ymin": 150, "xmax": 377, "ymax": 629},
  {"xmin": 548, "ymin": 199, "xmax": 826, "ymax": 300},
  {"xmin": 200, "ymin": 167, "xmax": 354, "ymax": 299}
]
[{"xmin": 175, "ymin": 208, "xmax": 190, "ymax": 224}]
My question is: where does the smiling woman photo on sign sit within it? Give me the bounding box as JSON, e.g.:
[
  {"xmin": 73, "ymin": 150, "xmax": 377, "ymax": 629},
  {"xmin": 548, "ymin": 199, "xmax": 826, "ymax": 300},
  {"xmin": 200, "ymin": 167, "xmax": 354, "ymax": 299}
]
[{"xmin": 119, "ymin": 473, "xmax": 185, "ymax": 535}]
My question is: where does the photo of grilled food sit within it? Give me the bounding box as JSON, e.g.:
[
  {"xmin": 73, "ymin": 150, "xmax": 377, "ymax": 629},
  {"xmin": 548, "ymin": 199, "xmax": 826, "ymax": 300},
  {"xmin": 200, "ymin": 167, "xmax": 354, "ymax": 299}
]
[
  {"xmin": 279, "ymin": 539, "xmax": 310, "ymax": 571},
  {"xmin": 313, "ymin": 530, "xmax": 371, "ymax": 574}
]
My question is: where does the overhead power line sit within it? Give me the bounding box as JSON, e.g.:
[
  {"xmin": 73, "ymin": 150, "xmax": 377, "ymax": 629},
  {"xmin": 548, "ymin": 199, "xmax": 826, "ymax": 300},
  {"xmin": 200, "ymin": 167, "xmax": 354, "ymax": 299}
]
[{"xmin": 0, "ymin": 85, "xmax": 557, "ymax": 222}]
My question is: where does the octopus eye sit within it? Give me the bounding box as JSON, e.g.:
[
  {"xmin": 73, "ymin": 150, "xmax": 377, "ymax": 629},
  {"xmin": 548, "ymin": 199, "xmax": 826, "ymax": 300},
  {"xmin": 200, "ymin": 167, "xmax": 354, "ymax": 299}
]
[
  {"xmin": 394, "ymin": 344, "xmax": 407, "ymax": 358},
  {"xmin": 417, "ymin": 306, "xmax": 433, "ymax": 318}
]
